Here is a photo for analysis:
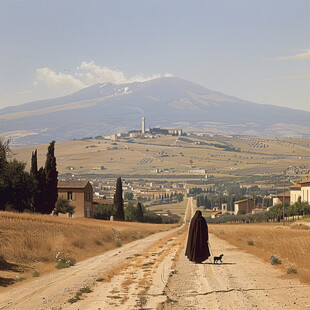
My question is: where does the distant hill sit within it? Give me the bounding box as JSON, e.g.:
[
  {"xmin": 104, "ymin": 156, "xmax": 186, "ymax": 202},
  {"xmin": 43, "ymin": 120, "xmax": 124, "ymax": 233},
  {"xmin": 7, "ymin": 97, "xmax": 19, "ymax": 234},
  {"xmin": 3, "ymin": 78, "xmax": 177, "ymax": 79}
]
[{"xmin": 1, "ymin": 77, "xmax": 309, "ymax": 146}]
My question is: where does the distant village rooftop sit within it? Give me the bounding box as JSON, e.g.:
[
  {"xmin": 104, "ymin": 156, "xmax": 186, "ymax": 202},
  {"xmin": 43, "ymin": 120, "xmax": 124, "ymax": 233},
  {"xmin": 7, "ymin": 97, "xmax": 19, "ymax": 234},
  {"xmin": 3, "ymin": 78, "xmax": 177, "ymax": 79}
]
[
  {"xmin": 289, "ymin": 183, "xmax": 302, "ymax": 190},
  {"xmin": 58, "ymin": 180, "xmax": 90, "ymax": 189}
]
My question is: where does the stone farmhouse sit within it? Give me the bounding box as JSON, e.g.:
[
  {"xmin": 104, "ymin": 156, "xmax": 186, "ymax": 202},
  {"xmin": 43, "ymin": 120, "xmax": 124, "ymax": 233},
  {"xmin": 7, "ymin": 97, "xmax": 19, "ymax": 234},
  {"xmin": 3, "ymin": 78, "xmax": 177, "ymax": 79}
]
[
  {"xmin": 234, "ymin": 198, "xmax": 256, "ymax": 215},
  {"xmin": 272, "ymin": 191, "xmax": 290, "ymax": 206},
  {"xmin": 57, "ymin": 180, "xmax": 93, "ymax": 218}
]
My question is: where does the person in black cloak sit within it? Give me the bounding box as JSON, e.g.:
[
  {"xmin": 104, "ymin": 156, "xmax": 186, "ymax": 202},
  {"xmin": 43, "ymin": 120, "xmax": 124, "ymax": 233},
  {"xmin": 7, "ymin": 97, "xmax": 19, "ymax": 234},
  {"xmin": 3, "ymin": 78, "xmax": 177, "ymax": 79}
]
[{"xmin": 185, "ymin": 210, "xmax": 210, "ymax": 263}]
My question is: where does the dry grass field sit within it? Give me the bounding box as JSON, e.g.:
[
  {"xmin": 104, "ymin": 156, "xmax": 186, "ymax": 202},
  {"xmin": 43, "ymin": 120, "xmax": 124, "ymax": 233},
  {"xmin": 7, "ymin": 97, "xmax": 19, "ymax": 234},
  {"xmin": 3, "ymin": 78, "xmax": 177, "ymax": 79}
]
[
  {"xmin": 147, "ymin": 199, "xmax": 218, "ymax": 219},
  {"xmin": 147, "ymin": 200, "xmax": 188, "ymax": 217},
  {"xmin": 11, "ymin": 134, "xmax": 310, "ymax": 178},
  {"xmin": 209, "ymin": 223, "xmax": 310, "ymax": 283},
  {"xmin": 0, "ymin": 211, "xmax": 178, "ymax": 288}
]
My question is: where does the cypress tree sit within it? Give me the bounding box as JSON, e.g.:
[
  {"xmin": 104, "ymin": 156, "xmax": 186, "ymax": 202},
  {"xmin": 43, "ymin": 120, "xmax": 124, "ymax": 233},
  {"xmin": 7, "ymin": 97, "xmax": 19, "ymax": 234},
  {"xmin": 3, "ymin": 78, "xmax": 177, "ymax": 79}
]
[
  {"xmin": 114, "ymin": 177, "xmax": 124, "ymax": 220},
  {"xmin": 30, "ymin": 150, "xmax": 39, "ymax": 212},
  {"xmin": 136, "ymin": 202, "xmax": 144, "ymax": 222},
  {"xmin": 30, "ymin": 150, "xmax": 38, "ymax": 177},
  {"xmin": 35, "ymin": 167, "xmax": 46, "ymax": 213},
  {"xmin": 197, "ymin": 196, "xmax": 200, "ymax": 208},
  {"xmin": 44, "ymin": 141, "xmax": 58, "ymax": 214}
]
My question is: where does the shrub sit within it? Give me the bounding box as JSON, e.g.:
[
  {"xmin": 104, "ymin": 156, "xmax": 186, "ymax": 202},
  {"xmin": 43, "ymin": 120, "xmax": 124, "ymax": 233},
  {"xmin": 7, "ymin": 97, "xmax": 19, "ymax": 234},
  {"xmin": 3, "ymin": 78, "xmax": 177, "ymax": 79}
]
[
  {"xmin": 247, "ymin": 240, "xmax": 254, "ymax": 246},
  {"xmin": 54, "ymin": 198, "xmax": 75, "ymax": 216},
  {"xmin": 32, "ymin": 271, "xmax": 40, "ymax": 277},
  {"xmin": 55, "ymin": 257, "xmax": 76, "ymax": 269},
  {"xmin": 287, "ymin": 267, "xmax": 298, "ymax": 274},
  {"xmin": 131, "ymin": 232, "xmax": 144, "ymax": 240},
  {"xmin": 270, "ymin": 256, "xmax": 281, "ymax": 265},
  {"xmin": 68, "ymin": 286, "xmax": 93, "ymax": 304}
]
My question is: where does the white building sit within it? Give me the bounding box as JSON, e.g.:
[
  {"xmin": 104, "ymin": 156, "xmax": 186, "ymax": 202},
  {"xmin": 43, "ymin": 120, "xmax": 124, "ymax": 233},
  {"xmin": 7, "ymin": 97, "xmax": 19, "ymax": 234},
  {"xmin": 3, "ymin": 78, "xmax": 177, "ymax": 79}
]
[
  {"xmin": 289, "ymin": 183, "xmax": 302, "ymax": 204},
  {"xmin": 288, "ymin": 176, "xmax": 310, "ymax": 204},
  {"xmin": 301, "ymin": 179, "xmax": 310, "ymax": 203}
]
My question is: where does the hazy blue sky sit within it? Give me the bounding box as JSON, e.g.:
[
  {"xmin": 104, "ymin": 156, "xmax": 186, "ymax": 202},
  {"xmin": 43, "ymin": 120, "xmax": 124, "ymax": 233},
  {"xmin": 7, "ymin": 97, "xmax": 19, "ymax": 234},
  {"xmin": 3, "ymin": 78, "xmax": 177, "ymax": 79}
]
[{"xmin": 0, "ymin": 0, "xmax": 309, "ymax": 111}]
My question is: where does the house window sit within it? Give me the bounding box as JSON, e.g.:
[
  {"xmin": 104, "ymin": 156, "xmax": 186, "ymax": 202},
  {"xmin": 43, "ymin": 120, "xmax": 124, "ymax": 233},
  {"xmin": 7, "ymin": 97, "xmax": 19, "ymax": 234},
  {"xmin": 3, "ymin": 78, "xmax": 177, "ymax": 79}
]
[
  {"xmin": 85, "ymin": 192, "xmax": 91, "ymax": 202},
  {"xmin": 67, "ymin": 191, "xmax": 73, "ymax": 201}
]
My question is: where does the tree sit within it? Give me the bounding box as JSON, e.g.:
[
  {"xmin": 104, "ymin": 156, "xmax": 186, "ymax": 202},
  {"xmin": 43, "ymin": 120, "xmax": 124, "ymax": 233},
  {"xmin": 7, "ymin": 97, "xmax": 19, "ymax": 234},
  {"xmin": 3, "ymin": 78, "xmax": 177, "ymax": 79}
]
[
  {"xmin": 144, "ymin": 212, "xmax": 162, "ymax": 223},
  {"xmin": 196, "ymin": 196, "xmax": 200, "ymax": 208},
  {"xmin": 176, "ymin": 193, "xmax": 184, "ymax": 202},
  {"xmin": 93, "ymin": 203, "xmax": 115, "ymax": 220},
  {"xmin": 54, "ymin": 197, "xmax": 75, "ymax": 216},
  {"xmin": 0, "ymin": 138, "xmax": 11, "ymax": 209},
  {"xmin": 136, "ymin": 202, "xmax": 144, "ymax": 222},
  {"xmin": 35, "ymin": 167, "xmax": 47, "ymax": 213},
  {"xmin": 0, "ymin": 139, "xmax": 34, "ymax": 212},
  {"xmin": 44, "ymin": 141, "xmax": 58, "ymax": 214},
  {"xmin": 1, "ymin": 160, "xmax": 33, "ymax": 212},
  {"xmin": 114, "ymin": 177, "xmax": 124, "ymax": 220},
  {"xmin": 30, "ymin": 149, "xmax": 40, "ymax": 212},
  {"xmin": 124, "ymin": 192, "xmax": 134, "ymax": 201},
  {"xmin": 30, "ymin": 149, "xmax": 38, "ymax": 177}
]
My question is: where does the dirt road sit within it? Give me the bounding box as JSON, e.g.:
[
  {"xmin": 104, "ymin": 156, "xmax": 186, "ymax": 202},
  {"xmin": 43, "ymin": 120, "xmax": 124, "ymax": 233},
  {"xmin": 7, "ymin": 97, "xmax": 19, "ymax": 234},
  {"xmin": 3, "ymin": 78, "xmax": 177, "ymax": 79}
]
[{"xmin": 1, "ymin": 198, "xmax": 310, "ymax": 309}]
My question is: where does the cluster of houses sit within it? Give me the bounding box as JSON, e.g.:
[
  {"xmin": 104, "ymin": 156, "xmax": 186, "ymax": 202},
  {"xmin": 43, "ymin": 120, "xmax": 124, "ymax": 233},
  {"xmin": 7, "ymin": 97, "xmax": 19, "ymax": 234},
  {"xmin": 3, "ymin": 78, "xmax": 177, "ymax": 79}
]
[
  {"xmin": 211, "ymin": 176, "xmax": 310, "ymax": 218},
  {"xmin": 57, "ymin": 176, "xmax": 310, "ymax": 219},
  {"xmin": 56, "ymin": 179, "xmax": 186, "ymax": 218}
]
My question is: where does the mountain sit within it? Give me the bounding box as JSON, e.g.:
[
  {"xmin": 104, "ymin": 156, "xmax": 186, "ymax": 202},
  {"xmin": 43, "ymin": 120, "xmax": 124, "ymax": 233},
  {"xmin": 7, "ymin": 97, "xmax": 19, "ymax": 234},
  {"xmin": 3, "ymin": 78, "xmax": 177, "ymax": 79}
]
[{"xmin": 1, "ymin": 77, "xmax": 310, "ymax": 146}]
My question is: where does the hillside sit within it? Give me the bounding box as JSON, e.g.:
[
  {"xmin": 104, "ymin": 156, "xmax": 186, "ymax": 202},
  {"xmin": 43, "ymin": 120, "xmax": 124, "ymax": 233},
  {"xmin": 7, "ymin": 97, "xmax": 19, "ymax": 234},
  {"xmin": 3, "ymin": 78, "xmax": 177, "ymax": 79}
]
[
  {"xmin": 12, "ymin": 134, "xmax": 310, "ymax": 180},
  {"xmin": 1, "ymin": 77, "xmax": 310, "ymax": 147}
]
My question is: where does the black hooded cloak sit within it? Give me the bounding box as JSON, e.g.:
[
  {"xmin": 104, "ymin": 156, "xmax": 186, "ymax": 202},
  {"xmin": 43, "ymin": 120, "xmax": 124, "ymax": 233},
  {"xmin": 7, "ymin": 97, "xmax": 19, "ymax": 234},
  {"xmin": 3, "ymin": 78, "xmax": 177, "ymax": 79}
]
[{"xmin": 185, "ymin": 210, "xmax": 210, "ymax": 263}]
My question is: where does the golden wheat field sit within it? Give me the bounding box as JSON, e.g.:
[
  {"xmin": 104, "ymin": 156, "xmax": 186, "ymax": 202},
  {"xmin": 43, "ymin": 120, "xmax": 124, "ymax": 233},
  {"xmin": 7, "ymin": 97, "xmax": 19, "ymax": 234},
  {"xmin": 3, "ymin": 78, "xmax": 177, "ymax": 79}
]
[
  {"xmin": 12, "ymin": 134, "xmax": 310, "ymax": 178},
  {"xmin": 0, "ymin": 211, "xmax": 178, "ymax": 287},
  {"xmin": 209, "ymin": 223, "xmax": 310, "ymax": 283}
]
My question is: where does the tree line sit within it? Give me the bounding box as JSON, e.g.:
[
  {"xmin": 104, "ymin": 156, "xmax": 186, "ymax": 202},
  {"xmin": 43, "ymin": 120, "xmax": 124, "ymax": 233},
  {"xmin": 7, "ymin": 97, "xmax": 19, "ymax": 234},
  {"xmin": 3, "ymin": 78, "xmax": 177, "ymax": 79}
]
[{"xmin": 0, "ymin": 138, "xmax": 58, "ymax": 213}]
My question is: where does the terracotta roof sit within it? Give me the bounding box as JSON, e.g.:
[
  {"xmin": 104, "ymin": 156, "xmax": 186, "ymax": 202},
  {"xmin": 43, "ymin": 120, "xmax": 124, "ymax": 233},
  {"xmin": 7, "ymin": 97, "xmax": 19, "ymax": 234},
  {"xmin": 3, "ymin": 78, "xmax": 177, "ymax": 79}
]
[
  {"xmin": 300, "ymin": 181, "xmax": 310, "ymax": 185},
  {"xmin": 289, "ymin": 183, "xmax": 301, "ymax": 189},
  {"xmin": 58, "ymin": 180, "xmax": 89, "ymax": 189},
  {"xmin": 276, "ymin": 191, "xmax": 290, "ymax": 197},
  {"xmin": 234, "ymin": 198, "xmax": 254, "ymax": 204}
]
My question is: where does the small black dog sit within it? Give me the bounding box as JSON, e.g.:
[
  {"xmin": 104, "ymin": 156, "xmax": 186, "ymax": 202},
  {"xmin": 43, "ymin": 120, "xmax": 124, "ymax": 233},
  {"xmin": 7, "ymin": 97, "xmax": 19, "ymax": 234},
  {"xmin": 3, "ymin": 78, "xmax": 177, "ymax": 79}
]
[{"xmin": 213, "ymin": 254, "xmax": 224, "ymax": 264}]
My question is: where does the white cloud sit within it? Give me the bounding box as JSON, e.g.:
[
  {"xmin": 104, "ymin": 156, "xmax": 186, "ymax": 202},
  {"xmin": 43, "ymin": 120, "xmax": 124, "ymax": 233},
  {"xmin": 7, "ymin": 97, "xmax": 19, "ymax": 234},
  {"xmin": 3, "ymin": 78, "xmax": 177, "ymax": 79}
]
[
  {"xmin": 34, "ymin": 67, "xmax": 85, "ymax": 90},
  {"xmin": 33, "ymin": 62, "xmax": 172, "ymax": 91},
  {"xmin": 78, "ymin": 61, "xmax": 172, "ymax": 85},
  {"xmin": 273, "ymin": 50, "xmax": 310, "ymax": 61},
  {"xmin": 78, "ymin": 61, "xmax": 127, "ymax": 85}
]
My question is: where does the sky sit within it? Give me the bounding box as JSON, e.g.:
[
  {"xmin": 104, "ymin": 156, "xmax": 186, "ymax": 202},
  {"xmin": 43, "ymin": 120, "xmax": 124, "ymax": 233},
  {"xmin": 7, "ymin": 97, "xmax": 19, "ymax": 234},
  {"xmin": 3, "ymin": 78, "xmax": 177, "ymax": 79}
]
[{"xmin": 0, "ymin": 0, "xmax": 309, "ymax": 111}]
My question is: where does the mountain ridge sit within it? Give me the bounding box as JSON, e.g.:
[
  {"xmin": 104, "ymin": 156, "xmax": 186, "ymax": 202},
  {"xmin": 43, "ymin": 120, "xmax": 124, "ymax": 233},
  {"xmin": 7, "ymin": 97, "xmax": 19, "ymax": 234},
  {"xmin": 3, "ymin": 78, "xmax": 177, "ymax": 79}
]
[{"xmin": 1, "ymin": 77, "xmax": 309, "ymax": 146}]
